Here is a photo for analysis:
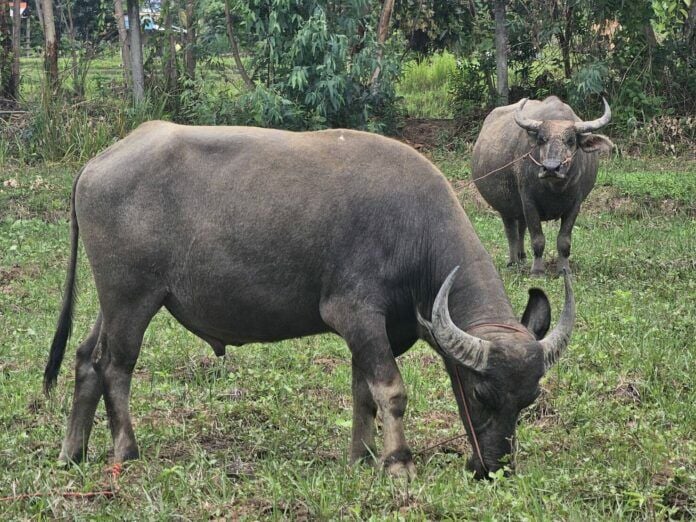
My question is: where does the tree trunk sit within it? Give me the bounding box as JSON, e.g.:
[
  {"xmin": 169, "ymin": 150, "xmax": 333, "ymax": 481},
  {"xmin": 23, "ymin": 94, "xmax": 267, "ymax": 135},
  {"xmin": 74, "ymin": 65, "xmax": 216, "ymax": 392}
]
[
  {"xmin": 114, "ymin": 0, "xmax": 131, "ymax": 88},
  {"xmin": 10, "ymin": 0, "xmax": 20, "ymax": 99},
  {"xmin": 224, "ymin": 0, "xmax": 253, "ymax": 89},
  {"xmin": 42, "ymin": 0, "xmax": 59, "ymax": 91},
  {"xmin": 369, "ymin": 0, "xmax": 396, "ymax": 90},
  {"xmin": 26, "ymin": 5, "xmax": 31, "ymax": 56},
  {"xmin": 0, "ymin": 3, "xmax": 11, "ymax": 98},
  {"xmin": 687, "ymin": 0, "xmax": 696, "ymax": 43},
  {"xmin": 557, "ymin": 2, "xmax": 573, "ymax": 80},
  {"xmin": 63, "ymin": 0, "xmax": 80, "ymax": 96},
  {"xmin": 34, "ymin": 0, "xmax": 44, "ymax": 29},
  {"xmin": 184, "ymin": 0, "xmax": 197, "ymax": 79},
  {"xmin": 493, "ymin": 0, "xmax": 508, "ymax": 105},
  {"xmin": 162, "ymin": 0, "xmax": 177, "ymax": 93},
  {"xmin": 126, "ymin": 0, "xmax": 144, "ymax": 103}
]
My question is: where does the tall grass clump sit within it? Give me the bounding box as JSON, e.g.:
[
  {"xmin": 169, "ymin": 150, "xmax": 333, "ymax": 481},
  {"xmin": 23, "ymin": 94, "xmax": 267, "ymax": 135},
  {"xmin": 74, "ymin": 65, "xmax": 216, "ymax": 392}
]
[
  {"xmin": 398, "ymin": 51, "xmax": 457, "ymax": 118},
  {"xmin": 5, "ymin": 88, "xmax": 168, "ymax": 164}
]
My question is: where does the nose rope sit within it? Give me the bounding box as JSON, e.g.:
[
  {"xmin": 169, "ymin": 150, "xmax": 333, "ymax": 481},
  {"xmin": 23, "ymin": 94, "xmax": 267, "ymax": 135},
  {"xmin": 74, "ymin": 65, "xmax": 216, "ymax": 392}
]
[
  {"xmin": 474, "ymin": 146, "xmax": 579, "ymax": 182},
  {"xmin": 561, "ymin": 148, "xmax": 578, "ymax": 166},
  {"xmin": 454, "ymin": 366, "xmax": 488, "ymax": 476},
  {"xmin": 473, "ymin": 147, "xmax": 538, "ymax": 182}
]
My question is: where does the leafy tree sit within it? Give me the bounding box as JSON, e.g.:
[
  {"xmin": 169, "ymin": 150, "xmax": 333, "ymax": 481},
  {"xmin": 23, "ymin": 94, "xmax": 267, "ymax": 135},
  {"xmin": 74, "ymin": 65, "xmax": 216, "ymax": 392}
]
[{"xmin": 220, "ymin": 0, "xmax": 402, "ymax": 130}]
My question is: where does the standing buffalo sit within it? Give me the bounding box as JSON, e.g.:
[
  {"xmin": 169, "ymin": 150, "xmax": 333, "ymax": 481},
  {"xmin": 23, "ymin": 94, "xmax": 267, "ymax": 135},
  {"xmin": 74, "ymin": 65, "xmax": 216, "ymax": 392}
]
[
  {"xmin": 472, "ymin": 96, "xmax": 614, "ymax": 275},
  {"xmin": 45, "ymin": 123, "xmax": 575, "ymax": 479}
]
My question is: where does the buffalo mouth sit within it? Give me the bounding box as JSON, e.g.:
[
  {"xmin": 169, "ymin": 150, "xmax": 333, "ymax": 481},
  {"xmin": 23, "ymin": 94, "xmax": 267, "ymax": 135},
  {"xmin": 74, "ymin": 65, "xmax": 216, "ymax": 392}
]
[
  {"xmin": 538, "ymin": 169, "xmax": 567, "ymax": 180},
  {"xmin": 466, "ymin": 454, "xmax": 513, "ymax": 480}
]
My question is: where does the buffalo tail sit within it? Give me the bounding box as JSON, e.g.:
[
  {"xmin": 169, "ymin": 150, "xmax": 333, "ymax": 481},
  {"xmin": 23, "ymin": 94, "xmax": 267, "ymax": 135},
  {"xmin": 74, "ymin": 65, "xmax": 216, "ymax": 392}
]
[{"xmin": 44, "ymin": 171, "xmax": 83, "ymax": 394}]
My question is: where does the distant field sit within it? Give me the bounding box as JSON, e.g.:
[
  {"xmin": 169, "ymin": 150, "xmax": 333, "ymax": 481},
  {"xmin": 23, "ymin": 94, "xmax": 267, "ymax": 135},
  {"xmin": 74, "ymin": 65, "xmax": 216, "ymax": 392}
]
[{"xmin": 1, "ymin": 151, "xmax": 693, "ymax": 519}]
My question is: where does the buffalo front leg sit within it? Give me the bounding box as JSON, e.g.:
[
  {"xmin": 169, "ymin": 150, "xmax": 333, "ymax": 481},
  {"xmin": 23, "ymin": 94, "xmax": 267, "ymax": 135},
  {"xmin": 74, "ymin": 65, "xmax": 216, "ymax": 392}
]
[
  {"xmin": 94, "ymin": 295, "xmax": 162, "ymax": 463},
  {"xmin": 321, "ymin": 304, "xmax": 415, "ymax": 478},
  {"xmin": 350, "ymin": 360, "xmax": 377, "ymax": 463},
  {"xmin": 59, "ymin": 313, "xmax": 104, "ymax": 463},
  {"xmin": 502, "ymin": 216, "xmax": 522, "ymax": 267},
  {"xmin": 522, "ymin": 200, "xmax": 546, "ymax": 275},
  {"xmin": 556, "ymin": 201, "xmax": 582, "ymax": 275},
  {"xmin": 517, "ymin": 218, "xmax": 527, "ymax": 262}
]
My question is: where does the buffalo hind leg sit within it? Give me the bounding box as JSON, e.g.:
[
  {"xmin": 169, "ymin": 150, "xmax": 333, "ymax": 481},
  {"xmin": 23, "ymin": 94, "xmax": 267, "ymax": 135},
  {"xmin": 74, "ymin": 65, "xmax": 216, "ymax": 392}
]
[
  {"xmin": 59, "ymin": 313, "xmax": 104, "ymax": 463},
  {"xmin": 94, "ymin": 294, "xmax": 162, "ymax": 463},
  {"xmin": 350, "ymin": 361, "xmax": 377, "ymax": 463},
  {"xmin": 321, "ymin": 304, "xmax": 415, "ymax": 478}
]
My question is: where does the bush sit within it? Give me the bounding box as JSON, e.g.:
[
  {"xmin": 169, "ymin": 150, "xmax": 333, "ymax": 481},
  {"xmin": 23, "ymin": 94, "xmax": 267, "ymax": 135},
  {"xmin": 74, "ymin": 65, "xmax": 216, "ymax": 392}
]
[
  {"xmin": 398, "ymin": 51, "xmax": 457, "ymax": 118},
  {"xmin": 228, "ymin": 1, "xmax": 402, "ymax": 132}
]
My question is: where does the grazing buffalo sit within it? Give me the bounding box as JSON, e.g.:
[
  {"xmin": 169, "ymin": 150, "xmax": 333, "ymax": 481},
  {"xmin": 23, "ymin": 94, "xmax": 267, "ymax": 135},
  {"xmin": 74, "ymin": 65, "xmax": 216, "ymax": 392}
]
[
  {"xmin": 45, "ymin": 122, "xmax": 575, "ymax": 479},
  {"xmin": 472, "ymin": 96, "xmax": 614, "ymax": 275}
]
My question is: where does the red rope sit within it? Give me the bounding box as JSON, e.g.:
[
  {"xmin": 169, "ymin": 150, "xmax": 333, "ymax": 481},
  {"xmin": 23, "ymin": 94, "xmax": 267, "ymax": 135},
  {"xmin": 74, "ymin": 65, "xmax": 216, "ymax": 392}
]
[
  {"xmin": 454, "ymin": 366, "xmax": 488, "ymax": 476},
  {"xmin": 465, "ymin": 321, "xmax": 535, "ymax": 339},
  {"xmin": 0, "ymin": 463, "xmax": 122, "ymax": 503},
  {"xmin": 0, "ymin": 490, "xmax": 116, "ymax": 502}
]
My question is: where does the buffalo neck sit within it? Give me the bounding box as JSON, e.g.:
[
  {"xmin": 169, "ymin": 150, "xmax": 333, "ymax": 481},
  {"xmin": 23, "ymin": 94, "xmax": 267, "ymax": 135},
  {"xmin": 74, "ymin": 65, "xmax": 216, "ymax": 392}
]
[{"xmin": 426, "ymin": 213, "xmax": 518, "ymax": 331}]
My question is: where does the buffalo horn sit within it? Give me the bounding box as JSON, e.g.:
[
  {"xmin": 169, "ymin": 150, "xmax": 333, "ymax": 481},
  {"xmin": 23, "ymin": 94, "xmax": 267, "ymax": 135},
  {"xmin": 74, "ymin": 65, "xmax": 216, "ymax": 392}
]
[
  {"xmin": 574, "ymin": 97, "xmax": 611, "ymax": 133},
  {"xmin": 514, "ymin": 98, "xmax": 543, "ymax": 132},
  {"xmin": 417, "ymin": 267, "xmax": 492, "ymax": 372},
  {"xmin": 539, "ymin": 269, "xmax": 575, "ymax": 371}
]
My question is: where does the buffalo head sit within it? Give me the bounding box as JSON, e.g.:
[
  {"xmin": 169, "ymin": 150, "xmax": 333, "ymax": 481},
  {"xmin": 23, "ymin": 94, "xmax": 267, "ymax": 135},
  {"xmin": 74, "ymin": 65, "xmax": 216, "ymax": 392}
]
[
  {"xmin": 514, "ymin": 98, "xmax": 614, "ymax": 180},
  {"xmin": 418, "ymin": 267, "xmax": 574, "ymax": 479}
]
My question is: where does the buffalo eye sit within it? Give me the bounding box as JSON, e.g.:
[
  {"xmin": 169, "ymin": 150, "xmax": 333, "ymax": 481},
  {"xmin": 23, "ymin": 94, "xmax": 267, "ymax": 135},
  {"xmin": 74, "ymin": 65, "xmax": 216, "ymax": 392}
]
[
  {"xmin": 566, "ymin": 136, "xmax": 576, "ymax": 146},
  {"xmin": 474, "ymin": 383, "xmax": 499, "ymax": 410}
]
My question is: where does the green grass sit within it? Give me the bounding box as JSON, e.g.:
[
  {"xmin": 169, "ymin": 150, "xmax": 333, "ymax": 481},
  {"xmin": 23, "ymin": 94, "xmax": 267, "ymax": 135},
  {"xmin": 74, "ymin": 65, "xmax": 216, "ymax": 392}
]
[
  {"xmin": 397, "ymin": 52, "xmax": 457, "ymax": 119},
  {"xmin": 1, "ymin": 155, "xmax": 694, "ymax": 519}
]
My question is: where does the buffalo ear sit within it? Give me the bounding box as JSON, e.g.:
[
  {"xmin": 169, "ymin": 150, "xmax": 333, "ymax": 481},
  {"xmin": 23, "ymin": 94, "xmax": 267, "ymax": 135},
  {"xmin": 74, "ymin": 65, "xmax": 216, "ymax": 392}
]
[
  {"xmin": 521, "ymin": 289, "xmax": 551, "ymax": 340},
  {"xmin": 578, "ymin": 133, "xmax": 614, "ymax": 154}
]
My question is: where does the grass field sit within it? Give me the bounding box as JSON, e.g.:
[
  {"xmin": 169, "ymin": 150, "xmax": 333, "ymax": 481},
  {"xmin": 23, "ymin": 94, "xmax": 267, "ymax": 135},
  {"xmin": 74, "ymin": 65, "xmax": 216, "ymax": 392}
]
[{"xmin": 1, "ymin": 149, "xmax": 694, "ymax": 519}]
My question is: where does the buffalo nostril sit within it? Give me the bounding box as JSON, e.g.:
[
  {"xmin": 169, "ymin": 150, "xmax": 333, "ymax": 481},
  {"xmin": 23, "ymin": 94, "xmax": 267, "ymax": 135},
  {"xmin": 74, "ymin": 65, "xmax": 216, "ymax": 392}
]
[{"xmin": 542, "ymin": 160, "xmax": 561, "ymax": 172}]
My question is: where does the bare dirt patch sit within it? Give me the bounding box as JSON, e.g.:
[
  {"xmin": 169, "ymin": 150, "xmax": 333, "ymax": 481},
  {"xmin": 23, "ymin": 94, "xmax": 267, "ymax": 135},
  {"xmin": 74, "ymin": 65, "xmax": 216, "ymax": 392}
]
[
  {"xmin": 0, "ymin": 264, "xmax": 40, "ymax": 295},
  {"xmin": 613, "ymin": 379, "xmax": 642, "ymax": 405},
  {"xmin": 584, "ymin": 185, "xmax": 696, "ymax": 217},
  {"xmin": 398, "ymin": 118, "xmax": 458, "ymax": 151},
  {"xmin": 312, "ymin": 355, "xmax": 343, "ymax": 373}
]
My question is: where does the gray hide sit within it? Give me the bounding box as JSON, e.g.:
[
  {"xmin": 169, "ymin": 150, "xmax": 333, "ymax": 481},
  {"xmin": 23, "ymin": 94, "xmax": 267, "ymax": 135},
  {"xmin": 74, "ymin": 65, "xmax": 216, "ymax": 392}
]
[
  {"xmin": 471, "ymin": 96, "xmax": 613, "ymax": 274},
  {"xmin": 45, "ymin": 122, "xmax": 574, "ymax": 479}
]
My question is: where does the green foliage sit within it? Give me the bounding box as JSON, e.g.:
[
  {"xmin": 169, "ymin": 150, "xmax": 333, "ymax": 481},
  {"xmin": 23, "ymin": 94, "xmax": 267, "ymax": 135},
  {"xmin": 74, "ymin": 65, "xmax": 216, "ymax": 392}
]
[
  {"xmin": 1, "ymin": 89, "xmax": 167, "ymax": 164},
  {"xmin": 398, "ymin": 51, "xmax": 457, "ymax": 118},
  {"xmin": 450, "ymin": 56, "xmax": 492, "ymax": 121},
  {"xmin": 226, "ymin": 0, "xmax": 402, "ymax": 130}
]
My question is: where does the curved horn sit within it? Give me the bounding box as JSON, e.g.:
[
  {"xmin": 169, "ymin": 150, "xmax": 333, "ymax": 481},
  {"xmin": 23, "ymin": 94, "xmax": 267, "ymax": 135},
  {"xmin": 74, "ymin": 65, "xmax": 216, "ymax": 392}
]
[
  {"xmin": 417, "ymin": 267, "xmax": 492, "ymax": 371},
  {"xmin": 514, "ymin": 98, "xmax": 543, "ymax": 132},
  {"xmin": 539, "ymin": 269, "xmax": 575, "ymax": 371},
  {"xmin": 574, "ymin": 97, "xmax": 611, "ymax": 133}
]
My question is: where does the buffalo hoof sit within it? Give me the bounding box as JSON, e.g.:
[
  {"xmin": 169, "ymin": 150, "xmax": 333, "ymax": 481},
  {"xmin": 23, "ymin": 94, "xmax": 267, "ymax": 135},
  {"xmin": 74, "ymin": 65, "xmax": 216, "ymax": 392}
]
[
  {"xmin": 531, "ymin": 258, "xmax": 545, "ymax": 276},
  {"xmin": 112, "ymin": 446, "xmax": 140, "ymax": 464},
  {"xmin": 383, "ymin": 449, "xmax": 416, "ymax": 480},
  {"xmin": 58, "ymin": 444, "xmax": 88, "ymax": 465},
  {"xmin": 385, "ymin": 459, "xmax": 416, "ymax": 480},
  {"xmin": 556, "ymin": 258, "xmax": 571, "ymax": 276}
]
